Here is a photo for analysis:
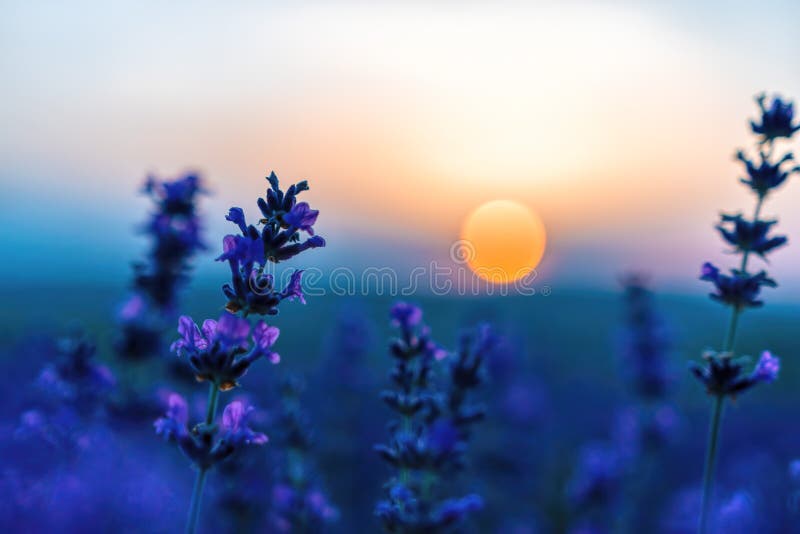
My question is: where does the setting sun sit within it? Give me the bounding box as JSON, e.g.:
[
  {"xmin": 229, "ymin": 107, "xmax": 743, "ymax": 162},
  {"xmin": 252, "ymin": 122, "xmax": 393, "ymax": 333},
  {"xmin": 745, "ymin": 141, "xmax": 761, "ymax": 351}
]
[{"xmin": 460, "ymin": 200, "xmax": 547, "ymax": 283}]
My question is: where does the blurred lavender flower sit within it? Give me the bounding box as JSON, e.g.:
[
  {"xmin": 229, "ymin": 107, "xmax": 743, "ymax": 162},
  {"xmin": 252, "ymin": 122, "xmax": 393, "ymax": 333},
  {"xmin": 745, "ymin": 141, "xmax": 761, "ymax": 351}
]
[
  {"xmin": 618, "ymin": 274, "xmax": 673, "ymax": 400},
  {"xmin": 375, "ymin": 302, "xmax": 489, "ymax": 533},
  {"xmin": 268, "ymin": 375, "xmax": 339, "ymax": 533},
  {"xmin": 37, "ymin": 333, "xmax": 115, "ymax": 416},
  {"xmin": 699, "ymin": 263, "xmax": 776, "ymax": 309},
  {"xmin": 690, "ymin": 350, "xmax": 779, "ymax": 397},
  {"xmin": 716, "ymin": 214, "xmax": 787, "ymax": 258},
  {"xmin": 736, "ymin": 150, "xmax": 798, "ymax": 199},
  {"xmin": 170, "ymin": 313, "xmax": 280, "ymax": 391},
  {"xmin": 313, "ymin": 305, "xmax": 381, "ymax": 530},
  {"xmin": 693, "ymin": 93, "xmax": 795, "ymax": 533},
  {"xmin": 750, "ymin": 93, "xmax": 800, "ymax": 143},
  {"xmin": 567, "ymin": 442, "xmax": 625, "ymax": 511},
  {"xmin": 662, "ymin": 487, "xmax": 757, "ymax": 534},
  {"xmin": 115, "ymin": 173, "xmax": 206, "ymax": 360},
  {"xmin": 217, "ymin": 172, "xmax": 325, "ymax": 316}
]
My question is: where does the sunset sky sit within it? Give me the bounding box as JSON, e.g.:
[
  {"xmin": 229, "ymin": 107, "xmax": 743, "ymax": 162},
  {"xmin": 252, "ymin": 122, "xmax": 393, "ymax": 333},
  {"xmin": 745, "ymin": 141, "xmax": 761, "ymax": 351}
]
[{"xmin": 2, "ymin": 1, "xmax": 799, "ymax": 297}]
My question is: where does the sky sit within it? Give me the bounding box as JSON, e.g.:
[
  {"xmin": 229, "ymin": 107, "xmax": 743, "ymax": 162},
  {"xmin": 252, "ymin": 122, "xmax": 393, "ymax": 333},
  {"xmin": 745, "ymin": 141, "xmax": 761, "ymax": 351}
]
[{"xmin": 1, "ymin": 1, "xmax": 799, "ymax": 297}]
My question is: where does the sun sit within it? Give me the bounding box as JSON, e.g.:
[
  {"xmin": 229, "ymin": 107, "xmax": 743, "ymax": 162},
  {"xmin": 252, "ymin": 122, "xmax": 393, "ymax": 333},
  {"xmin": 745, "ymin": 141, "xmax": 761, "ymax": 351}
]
[{"xmin": 460, "ymin": 200, "xmax": 547, "ymax": 284}]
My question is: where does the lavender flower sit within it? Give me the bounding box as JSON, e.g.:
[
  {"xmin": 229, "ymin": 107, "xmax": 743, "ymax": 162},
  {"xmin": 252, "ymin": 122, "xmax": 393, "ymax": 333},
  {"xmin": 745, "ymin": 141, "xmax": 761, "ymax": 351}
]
[
  {"xmin": 268, "ymin": 375, "xmax": 339, "ymax": 533},
  {"xmin": 716, "ymin": 214, "xmax": 787, "ymax": 258},
  {"xmin": 736, "ymin": 150, "xmax": 798, "ymax": 199},
  {"xmin": 690, "ymin": 350, "xmax": 779, "ymax": 397},
  {"xmin": 694, "ymin": 93, "xmax": 794, "ymax": 533},
  {"xmin": 700, "ymin": 263, "xmax": 776, "ymax": 309},
  {"xmin": 217, "ymin": 172, "xmax": 325, "ymax": 315},
  {"xmin": 618, "ymin": 274, "xmax": 673, "ymax": 400},
  {"xmin": 567, "ymin": 443, "xmax": 625, "ymax": 510},
  {"xmin": 155, "ymin": 394, "xmax": 267, "ymax": 469},
  {"xmin": 37, "ymin": 333, "xmax": 115, "ymax": 415},
  {"xmin": 375, "ymin": 303, "xmax": 489, "ymax": 533},
  {"xmin": 750, "ymin": 93, "xmax": 800, "ymax": 142},
  {"xmin": 115, "ymin": 173, "xmax": 206, "ymax": 360},
  {"xmin": 170, "ymin": 313, "xmax": 280, "ymax": 391},
  {"xmin": 156, "ymin": 170, "xmax": 326, "ymax": 533}
]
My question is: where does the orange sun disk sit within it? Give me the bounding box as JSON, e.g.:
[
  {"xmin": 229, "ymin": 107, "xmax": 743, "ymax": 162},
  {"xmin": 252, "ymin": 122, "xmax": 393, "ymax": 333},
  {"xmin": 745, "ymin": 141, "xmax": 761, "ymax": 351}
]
[{"xmin": 460, "ymin": 200, "xmax": 547, "ymax": 284}]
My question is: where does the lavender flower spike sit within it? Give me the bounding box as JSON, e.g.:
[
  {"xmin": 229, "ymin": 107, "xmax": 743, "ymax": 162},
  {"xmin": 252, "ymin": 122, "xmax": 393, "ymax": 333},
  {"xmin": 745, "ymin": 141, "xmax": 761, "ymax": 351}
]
[{"xmin": 170, "ymin": 312, "xmax": 280, "ymax": 390}]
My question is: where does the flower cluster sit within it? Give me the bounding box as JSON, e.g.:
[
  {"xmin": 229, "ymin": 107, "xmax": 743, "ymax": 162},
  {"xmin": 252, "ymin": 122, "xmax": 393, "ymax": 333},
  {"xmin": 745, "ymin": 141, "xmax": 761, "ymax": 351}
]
[
  {"xmin": 170, "ymin": 313, "xmax": 280, "ymax": 391},
  {"xmin": 375, "ymin": 302, "xmax": 489, "ymax": 533},
  {"xmin": 115, "ymin": 173, "xmax": 206, "ymax": 360},
  {"xmin": 37, "ymin": 333, "xmax": 116, "ymax": 415},
  {"xmin": 690, "ymin": 350, "xmax": 779, "ymax": 398},
  {"xmin": 749, "ymin": 93, "xmax": 800, "ymax": 143},
  {"xmin": 268, "ymin": 375, "xmax": 339, "ymax": 532},
  {"xmin": 155, "ymin": 394, "xmax": 267, "ymax": 470},
  {"xmin": 618, "ymin": 275, "xmax": 673, "ymax": 400},
  {"xmin": 157, "ymin": 170, "xmax": 326, "ymax": 533},
  {"xmin": 217, "ymin": 172, "xmax": 325, "ymax": 316}
]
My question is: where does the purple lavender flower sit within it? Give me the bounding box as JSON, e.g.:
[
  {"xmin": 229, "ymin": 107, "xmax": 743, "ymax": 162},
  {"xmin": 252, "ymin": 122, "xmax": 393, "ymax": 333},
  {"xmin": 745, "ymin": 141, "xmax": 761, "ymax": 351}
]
[
  {"xmin": 155, "ymin": 394, "xmax": 268, "ymax": 468},
  {"xmin": 116, "ymin": 173, "xmax": 206, "ymax": 360},
  {"xmin": 389, "ymin": 301, "xmax": 423, "ymax": 328},
  {"xmin": 283, "ymin": 202, "xmax": 319, "ymax": 235},
  {"xmin": 219, "ymin": 172, "xmax": 324, "ymax": 266},
  {"xmin": 432, "ymin": 494, "xmax": 484, "ymax": 527},
  {"xmin": 566, "ymin": 443, "xmax": 625, "ymax": 509},
  {"xmin": 736, "ymin": 150, "xmax": 798, "ymax": 199},
  {"xmin": 145, "ymin": 173, "xmax": 205, "ymax": 215},
  {"xmin": 700, "ymin": 262, "xmax": 776, "ymax": 309},
  {"xmin": 694, "ymin": 94, "xmax": 792, "ymax": 534},
  {"xmin": 218, "ymin": 401, "xmax": 268, "ymax": 447},
  {"xmin": 618, "ymin": 274, "xmax": 673, "ymax": 400},
  {"xmin": 280, "ymin": 270, "xmax": 306, "ymax": 304},
  {"xmin": 751, "ymin": 350, "xmax": 779, "ymax": 383},
  {"xmin": 37, "ymin": 334, "xmax": 115, "ymax": 415},
  {"xmin": 749, "ymin": 93, "xmax": 800, "ymax": 142},
  {"xmin": 689, "ymin": 350, "xmax": 780, "ymax": 397},
  {"xmin": 218, "ymin": 177, "xmax": 323, "ymax": 314},
  {"xmin": 170, "ymin": 313, "xmax": 280, "ymax": 390},
  {"xmin": 268, "ymin": 375, "xmax": 339, "ymax": 532},
  {"xmin": 376, "ymin": 305, "xmax": 488, "ymax": 532},
  {"xmin": 153, "ymin": 393, "xmax": 189, "ymax": 441},
  {"xmin": 716, "ymin": 213, "xmax": 787, "ymax": 258}
]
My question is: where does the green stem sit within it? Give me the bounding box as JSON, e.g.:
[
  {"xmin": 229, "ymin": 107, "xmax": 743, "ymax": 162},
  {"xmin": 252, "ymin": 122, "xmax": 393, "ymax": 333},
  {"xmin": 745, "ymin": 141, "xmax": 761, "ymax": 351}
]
[
  {"xmin": 698, "ymin": 395, "xmax": 725, "ymax": 534},
  {"xmin": 185, "ymin": 383, "xmax": 221, "ymax": 534},
  {"xmin": 722, "ymin": 307, "xmax": 741, "ymax": 354},
  {"xmin": 699, "ymin": 189, "xmax": 764, "ymax": 533},
  {"xmin": 205, "ymin": 382, "xmax": 220, "ymax": 425},
  {"xmin": 400, "ymin": 415, "xmax": 411, "ymax": 484},
  {"xmin": 185, "ymin": 468, "xmax": 208, "ymax": 534}
]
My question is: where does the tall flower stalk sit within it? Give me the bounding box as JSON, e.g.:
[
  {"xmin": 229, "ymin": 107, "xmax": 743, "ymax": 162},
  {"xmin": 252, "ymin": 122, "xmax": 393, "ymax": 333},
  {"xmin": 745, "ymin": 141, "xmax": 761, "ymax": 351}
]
[
  {"xmin": 375, "ymin": 302, "xmax": 492, "ymax": 533},
  {"xmin": 156, "ymin": 171, "xmax": 325, "ymax": 533},
  {"xmin": 115, "ymin": 173, "xmax": 206, "ymax": 361},
  {"xmin": 693, "ymin": 93, "xmax": 797, "ymax": 533}
]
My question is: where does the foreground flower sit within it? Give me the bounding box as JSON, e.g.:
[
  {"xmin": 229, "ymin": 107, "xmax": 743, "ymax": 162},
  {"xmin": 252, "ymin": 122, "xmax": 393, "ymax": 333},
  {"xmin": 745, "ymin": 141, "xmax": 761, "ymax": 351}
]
[
  {"xmin": 170, "ymin": 313, "xmax": 280, "ymax": 390},
  {"xmin": 217, "ymin": 173, "xmax": 325, "ymax": 315}
]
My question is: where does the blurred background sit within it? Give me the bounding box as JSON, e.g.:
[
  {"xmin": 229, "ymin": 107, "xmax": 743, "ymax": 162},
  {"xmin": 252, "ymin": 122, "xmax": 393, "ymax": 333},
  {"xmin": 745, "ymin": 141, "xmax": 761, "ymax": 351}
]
[{"xmin": 1, "ymin": 1, "xmax": 799, "ymax": 532}]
